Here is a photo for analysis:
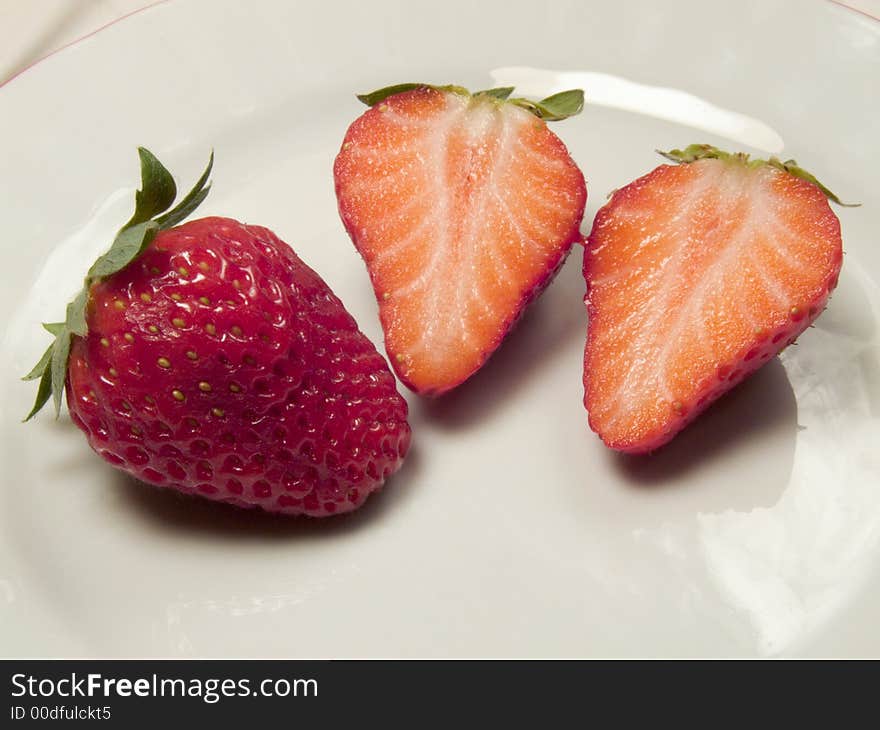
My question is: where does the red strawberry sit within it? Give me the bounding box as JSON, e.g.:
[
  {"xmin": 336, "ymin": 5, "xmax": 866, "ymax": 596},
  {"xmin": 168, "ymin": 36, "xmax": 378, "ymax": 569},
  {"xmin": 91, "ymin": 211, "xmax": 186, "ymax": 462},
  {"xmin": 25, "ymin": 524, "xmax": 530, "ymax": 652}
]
[
  {"xmin": 25, "ymin": 149, "xmax": 410, "ymax": 517},
  {"xmin": 334, "ymin": 83, "xmax": 587, "ymax": 396},
  {"xmin": 583, "ymin": 145, "xmax": 848, "ymax": 453}
]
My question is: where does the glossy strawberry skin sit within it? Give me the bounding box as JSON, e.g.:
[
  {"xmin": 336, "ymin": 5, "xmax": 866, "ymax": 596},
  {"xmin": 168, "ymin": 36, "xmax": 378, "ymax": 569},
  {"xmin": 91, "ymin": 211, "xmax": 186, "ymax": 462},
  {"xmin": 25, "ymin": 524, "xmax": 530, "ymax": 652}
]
[
  {"xmin": 334, "ymin": 87, "xmax": 586, "ymax": 396},
  {"xmin": 66, "ymin": 217, "xmax": 411, "ymax": 516},
  {"xmin": 583, "ymin": 160, "xmax": 843, "ymax": 453}
]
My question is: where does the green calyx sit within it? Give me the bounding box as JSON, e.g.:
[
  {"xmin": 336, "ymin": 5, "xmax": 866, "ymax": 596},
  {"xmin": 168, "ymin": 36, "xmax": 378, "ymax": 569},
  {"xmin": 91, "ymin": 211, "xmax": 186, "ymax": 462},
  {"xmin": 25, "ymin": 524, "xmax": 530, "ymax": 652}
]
[
  {"xmin": 23, "ymin": 147, "xmax": 214, "ymax": 422},
  {"xmin": 658, "ymin": 144, "xmax": 857, "ymax": 207},
  {"xmin": 357, "ymin": 83, "xmax": 585, "ymax": 122}
]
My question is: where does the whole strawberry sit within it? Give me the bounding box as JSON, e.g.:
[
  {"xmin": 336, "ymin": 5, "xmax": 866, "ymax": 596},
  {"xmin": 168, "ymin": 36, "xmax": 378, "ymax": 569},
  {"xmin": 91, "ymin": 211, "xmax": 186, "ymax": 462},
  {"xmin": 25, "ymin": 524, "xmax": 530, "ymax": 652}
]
[
  {"xmin": 334, "ymin": 83, "xmax": 587, "ymax": 396},
  {"xmin": 25, "ymin": 149, "xmax": 411, "ymax": 516},
  {"xmin": 583, "ymin": 144, "xmax": 849, "ymax": 453}
]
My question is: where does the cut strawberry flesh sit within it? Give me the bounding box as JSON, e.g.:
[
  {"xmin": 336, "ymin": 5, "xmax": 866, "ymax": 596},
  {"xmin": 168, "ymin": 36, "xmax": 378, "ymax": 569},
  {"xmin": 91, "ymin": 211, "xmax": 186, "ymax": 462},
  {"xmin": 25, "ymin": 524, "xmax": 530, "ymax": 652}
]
[
  {"xmin": 584, "ymin": 159, "xmax": 842, "ymax": 452},
  {"xmin": 335, "ymin": 88, "xmax": 586, "ymax": 395}
]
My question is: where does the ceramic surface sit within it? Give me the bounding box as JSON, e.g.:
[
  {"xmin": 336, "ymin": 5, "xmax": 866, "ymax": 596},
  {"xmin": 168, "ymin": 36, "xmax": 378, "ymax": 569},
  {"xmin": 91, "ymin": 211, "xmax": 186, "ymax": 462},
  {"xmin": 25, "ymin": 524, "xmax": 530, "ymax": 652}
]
[{"xmin": 0, "ymin": 0, "xmax": 878, "ymax": 657}]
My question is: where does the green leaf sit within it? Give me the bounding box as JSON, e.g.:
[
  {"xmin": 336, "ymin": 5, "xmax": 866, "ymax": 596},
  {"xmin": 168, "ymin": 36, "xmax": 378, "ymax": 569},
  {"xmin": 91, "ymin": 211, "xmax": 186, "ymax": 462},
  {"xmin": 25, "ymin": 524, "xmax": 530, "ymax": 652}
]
[
  {"xmin": 124, "ymin": 147, "xmax": 177, "ymax": 227},
  {"xmin": 86, "ymin": 220, "xmax": 160, "ymax": 282},
  {"xmin": 475, "ymin": 87, "xmax": 515, "ymax": 101},
  {"xmin": 23, "ymin": 366, "xmax": 53, "ymax": 422},
  {"xmin": 536, "ymin": 89, "xmax": 585, "ymax": 120},
  {"xmin": 769, "ymin": 157, "xmax": 859, "ymax": 207},
  {"xmin": 658, "ymin": 145, "xmax": 858, "ymax": 206},
  {"xmin": 357, "ymin": 83, "xmax": 426, "ymax": 106},
  {"xmin": 509, "ymin": 89, "xmax": 584, "ymax": 121},
  {"xmin": 22, "ymin": 341, "xmax": 54, "ymax": 381},
  {"xmin": 156, "ymin": 185, "xmax": 211, "ymax": 230},
  {"xmin": 155, "ymin": 151, "xmax": 214, "ymax": 229},
  {"xmin": 42, "ymin": 322, "xmax": 65, "ymax": 336},
  {"xmin": 65, "ymin": 289, "xmax": 89, "ymax": 337},
  {"xmin": 50, "ymin": 327, "xmax": 71, "ymax": 418}
]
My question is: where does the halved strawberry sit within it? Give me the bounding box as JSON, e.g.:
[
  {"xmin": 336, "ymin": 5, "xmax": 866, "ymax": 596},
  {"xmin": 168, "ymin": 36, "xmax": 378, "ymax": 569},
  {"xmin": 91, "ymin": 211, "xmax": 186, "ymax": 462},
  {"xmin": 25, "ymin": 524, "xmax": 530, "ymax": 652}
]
[
  {"xmin": 584, "ymin": 145, "xmax": 849, "ymax": 453},
  {"xmin": 334, "ymin": 83, "xmax": 587, "ymax": 396}
]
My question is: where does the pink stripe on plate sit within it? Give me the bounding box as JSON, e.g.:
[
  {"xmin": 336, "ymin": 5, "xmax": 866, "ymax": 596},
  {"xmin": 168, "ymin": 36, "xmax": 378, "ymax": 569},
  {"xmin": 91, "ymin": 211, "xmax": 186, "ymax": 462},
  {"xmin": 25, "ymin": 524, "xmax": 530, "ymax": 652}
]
[{"xmin": 0, "ymin": 0, "xmax": 169, "ymax": 89}]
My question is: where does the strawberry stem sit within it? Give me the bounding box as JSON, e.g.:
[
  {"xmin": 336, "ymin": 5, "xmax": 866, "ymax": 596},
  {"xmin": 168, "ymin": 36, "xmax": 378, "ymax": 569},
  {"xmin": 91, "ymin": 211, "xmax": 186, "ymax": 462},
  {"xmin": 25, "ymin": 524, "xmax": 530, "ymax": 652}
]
[
  {"xmin": 658, "ymin": 144, "xmax": 858, "ymax": 206},
  {"xmin": 22, "ymin": 148, "xmax": 214, "ymax": 421}
]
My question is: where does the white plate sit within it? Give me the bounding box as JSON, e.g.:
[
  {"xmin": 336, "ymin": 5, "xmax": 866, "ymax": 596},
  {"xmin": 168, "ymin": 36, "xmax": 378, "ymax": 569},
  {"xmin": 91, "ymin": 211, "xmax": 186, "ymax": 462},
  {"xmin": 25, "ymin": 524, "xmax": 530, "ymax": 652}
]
[{"xmin": 1, "ymin": 0, "xmax": 878, "ymax": 658}]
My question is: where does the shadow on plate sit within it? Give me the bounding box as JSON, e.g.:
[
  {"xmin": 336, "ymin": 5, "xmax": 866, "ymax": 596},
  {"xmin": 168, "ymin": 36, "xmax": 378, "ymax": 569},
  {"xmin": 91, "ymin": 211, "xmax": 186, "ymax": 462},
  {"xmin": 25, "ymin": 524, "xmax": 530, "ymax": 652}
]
[
  {"xmin": 418, "ymin": 252, "xmax": 586, "ymax": 430},
  {"xmin": 111, "ymin": 442, "xmax": 423, "ymax": 541},
  {"xmin": 611, "ymin": 355, "xmax": 798, "ymax": 499}
]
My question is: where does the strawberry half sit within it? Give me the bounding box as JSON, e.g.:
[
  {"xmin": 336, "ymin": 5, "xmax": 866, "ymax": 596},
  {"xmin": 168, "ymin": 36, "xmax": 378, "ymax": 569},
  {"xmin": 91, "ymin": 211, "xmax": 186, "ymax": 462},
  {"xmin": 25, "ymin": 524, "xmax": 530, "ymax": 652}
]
[
  {"xmin": 24, "ymin": 149, "xmax": 410, "ymax": 517},
  {"xmin": 583, "ymin": 144, "xmax": 850, "ymax": 453},
  {"xmin": 334, "ymin": 83, "xmax": 587, "ymax": 396}
]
